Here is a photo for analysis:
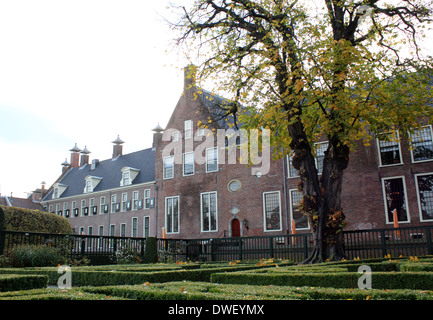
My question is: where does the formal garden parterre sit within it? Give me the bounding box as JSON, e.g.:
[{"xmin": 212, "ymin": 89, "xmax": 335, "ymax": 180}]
[{"xmin": 2, "ymin": 257, "xmax": 433, "ymax": 300}]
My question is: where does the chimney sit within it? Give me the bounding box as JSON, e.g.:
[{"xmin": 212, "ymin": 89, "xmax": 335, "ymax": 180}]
[
  {"xmin": 69, "ymin": 143, "xmax": 81, "ymax": 168},
  {"xmin": 80, "ymin": 146, "xmax": 91, "ymax": 167},
  {"xmin": 184, "ymin": 64, "xmax": 197, "ymax": 89},
  {"xmin": 112, "ymin": 135, "xmax": 125, "ymax": 159},
  {"xmin": 152, "ymin": 123, "xmax": 164, "ymax": 150},
  {"xmin": 61, "ymin": 158, "xmax": 70, "ymax": 173}
]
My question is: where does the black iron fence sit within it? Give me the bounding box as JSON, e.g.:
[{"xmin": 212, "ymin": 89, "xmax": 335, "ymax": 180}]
[
  {"xmin": 1, "ymin": 225, "xmax": 433, "ymax": 264},
  {"xmin": 0, "ymin": 230, "xmax": 147, "ymax": 265},
  {"xmin": 158, "ymin": 225, "xmax": 433, "ymax": 263}
]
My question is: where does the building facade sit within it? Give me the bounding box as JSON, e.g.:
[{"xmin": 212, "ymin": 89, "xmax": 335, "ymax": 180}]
[
  {"xmin": 42, "ymin": 138, "xmax": 157, "ymax": 238},
  {"xmin": 43, "ymin": 66, "xmax": 433, "ymax": 239}
]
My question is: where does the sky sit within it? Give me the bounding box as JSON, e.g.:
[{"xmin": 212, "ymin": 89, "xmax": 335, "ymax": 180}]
[
  {"xmin": 0, "ymin": 0, "xmax": 432, "ymax": 199},
  {"xmin": 0, "ymin": 0, "xmax": 192, "ymax": 198}
]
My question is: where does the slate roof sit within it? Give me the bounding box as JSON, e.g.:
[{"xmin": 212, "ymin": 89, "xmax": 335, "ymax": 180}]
[
  {"xmin": 43, "ymin": 148, "xmax": 155, "ymax": 201},
  {"xmin": 197, "ymin": 88, "xmax": 243, "ymax": 130}
]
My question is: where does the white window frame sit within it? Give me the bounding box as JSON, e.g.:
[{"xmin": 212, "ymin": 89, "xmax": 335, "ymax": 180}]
[
  {"xmin": 100, "ymin": 196, "xmax": 106, "ymax": 214},
  {"xmin": 183, "ymin": 152, "xmax": 195, "ymax": 176},
  {"xmin": 381, "ymin": 175, "xmax": 410, "ymax": 224},
  {"xmin": 143, "ymin": 216, "xmax": 150, "ymax": 238},
  {"xmin": 410, "ymin": 125, "xmax": 433, "ymax": 163},
  {"xmin": 200, "ymin": 191, "xmax": 218, "ymax": 233},
  {"xmin": 81, "ymin": 199, "xmax": 86, "ymax": 217},
  {"xmin": 121, "ymin": 192, "xmax": 128, "ymax": 212},
  {"xmin": 262, "ymin": 191, "xmax": 282, "ymax": 232},
  {"xmin": 131, "ymin": 217, "xmax": 138, "ymax": 237},
  {"xmin": 165, "ymin": 196, "xmax": 180, "ymax": 234},
  {"xmin": 144, "ymin": 189, "xmax": 151, "ymax": 209},
  {"xmin": 185, "ymin": 120, "xmax": 192, "ymax": 139},
  {"xmin": 111, "ymin": 194, "xmax": 117, "ymax": 213},
  {"xmin": 415, "ymin": 172, "xmax": 433, "ymax": 222},
  {"xmin": 120, "ymin": 223, "xmax": 126, "ymax": 237},
  {"xmin": 206, "ymin": 147, "xmax": 218, "ymax": 173},
  {"xmin": 289, "ymin": 189, "xmax": 310, "ymax": 231},
  {"xmin": 377, "ymin": 131, "xmax": 403, "ymax": 167},
  {"xmin": 132, "ymin": 191, "xmax": 139, "ymax": 210},
  {"xmin": 163, "ymin": 156, "xmax": 175, "ymax": 179}
]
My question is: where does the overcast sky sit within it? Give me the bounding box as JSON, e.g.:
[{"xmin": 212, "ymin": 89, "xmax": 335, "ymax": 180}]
[
  {"xmin": 0, "ymin": 0, "xmax": 191, "ymax": 198},
  {"xmin": 0, "ymin": 1, "xmax": 432, "ymax": 199}
]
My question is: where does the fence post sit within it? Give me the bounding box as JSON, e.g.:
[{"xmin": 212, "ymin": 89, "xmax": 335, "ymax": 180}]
[
  {"xmin": 426, "ymin": 228, "xmax": 433, "ymax": 255},
  {"xmin": 303, "ymin": 234, "xmax": 309, "ymax": 261},
  {"xmin": 269, "ymin": 237, "xmax": 274, "ymax": 259},
  {"xmin": 380, "ymin": 230, "xmax": 387, "ymax": 257},
  {"xmin": 238, "ymin": 238, "xmax": 243, "ymax": 261}
]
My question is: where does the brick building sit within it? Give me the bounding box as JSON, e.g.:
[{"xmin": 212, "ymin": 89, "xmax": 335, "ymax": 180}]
[
  {"xmin": 42, "ymin": 138, "xmax": 157, "ymax": 238},
  {"xmin": 43, "ymin": 66, "xmax": 433, "ymax": 239}
]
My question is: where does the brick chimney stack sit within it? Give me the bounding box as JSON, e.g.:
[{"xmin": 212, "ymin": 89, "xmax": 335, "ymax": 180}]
[
  {"xmin": 80, "ymin": 146, "xmax": 91, "ymax": 166},
  {"xmin": 69, "ymin": 143, "xmax": 81, "ymax": 168},
  {"xmin": 112, "ymin": 135, "xmax": 125, "ymax": 159},
  {"xmin": 152, "ymin": 123, "xmax": 164, "ymax": 150},
  {"xmin": 184, "ymin": 64, "xmax": 197, "ymax": 89}
]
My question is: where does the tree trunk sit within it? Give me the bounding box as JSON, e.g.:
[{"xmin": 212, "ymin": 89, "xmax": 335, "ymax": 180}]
[{"xmin": 290, "ymin": 131, "xmax": 350, "ymax": 264}]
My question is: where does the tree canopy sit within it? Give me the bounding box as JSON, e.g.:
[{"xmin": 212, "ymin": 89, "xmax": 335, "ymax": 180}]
[{"xmin": 170, "ymin": 0, "xmax": 433, "ymax": 262}]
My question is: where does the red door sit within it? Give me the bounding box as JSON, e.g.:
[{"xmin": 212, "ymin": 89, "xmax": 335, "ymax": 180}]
[{"xmin": 231, "ymin": 218, "xmax": 240, "ymax": 237}]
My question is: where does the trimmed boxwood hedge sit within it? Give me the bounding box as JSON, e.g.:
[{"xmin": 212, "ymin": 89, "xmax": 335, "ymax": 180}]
[
  {"xmin": 210, "ymin": 269, "xmax": 433, "ymax": 290},
  {"xmin": 1, "ymin": 205, "xmax": 72, "ymax": 234},
  {"xmin": 0, "ymin": 274, "xmax": 48, "ymax": 292}
]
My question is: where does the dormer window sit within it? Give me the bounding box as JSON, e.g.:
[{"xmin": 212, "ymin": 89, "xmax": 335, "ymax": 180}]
[
  {"xmin": 84, "ymin": 176, "xmax": 102, "ymax": 193},
  {"xmin": 52, "ymin": 183, "xmax": 68, "ymax": 199},
  {"xmin": 120, "ymin": 167, "xmax": 140, "ymax": 186}
]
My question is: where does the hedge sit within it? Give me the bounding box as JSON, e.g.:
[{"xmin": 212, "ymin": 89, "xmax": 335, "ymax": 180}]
[
  {"xmin": 83, "ymin": 281, "xmax": 433, "ymax": 300},
  {"xmin": 0, "ymin": 274, "xmax": 48, "ymax": 292},
  {"xmin": 210, "ymin": 269, "xmax": 433, "ymax": 290},
  {"xmin": 0, "ymin": 205, "xmax": 72, "ymax": 234},
  {"xmin": 0, "ymin": 264, "xmax": 269, "ymax": 287}
]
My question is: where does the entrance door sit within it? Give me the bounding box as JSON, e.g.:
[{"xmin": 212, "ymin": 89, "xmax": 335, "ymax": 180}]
[{"xmin": 231, "ymin": 218, "xmax": 240, "ymax": 237}]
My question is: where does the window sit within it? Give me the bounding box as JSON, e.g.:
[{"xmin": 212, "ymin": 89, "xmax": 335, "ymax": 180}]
[
  {"xmin": 144, "ymin": 216, "xmax": 150, "ymax": 237},
  {"xmin": 228, "ymin": 180, "xmax": 241, "ymax": 192},
  {"xmin": 120, "ymin": 167, "xmax": 140, "ymax": 186},
  {"xmin": 263, "ymin": 191, "xmax": 282, "ymax": 231},
  {"xmin": 287, "ymin": 154, "xmax": 300, "ymax": 178},
  {"xmin": 144, "ymin": 189, "xmax": 151, "ymax": 209},
  {"xmin": 172, "ymin": 130, "xmax": 179, "ymax": 142},
  {"xmin": 201, "ymin": 192, "xmax": 218, "ymax": 232},
  {"xmin": 132, "ymin": 217, "xmax": 138, "ymax": 237},
  {"xmin": 382, "ymin": 176, "xmax": 409, "ymax": 224},
  {"xmin": 133, "ymin": 191, "xmax": 139, "ymax": 210},
  {"xmin": 122, "ymin": 171, "xmax": 130, "ymax": 186},
  {"xmin": 98, "ymin": 226, "xmax": 104, "ymax": 248},
  {"xmin": 185, "ymin": 120, "xmax": 192, "ymax": 139},
  {"xmin": 377, "ymin": 132, "xmax": 402, "ymax": 166},
  {"xmin": 206, "ymin": 147, "xmax": 218, "ymax": 172},
  {"xmin": 81, "ymin": 200, "xmax": 86, "ymax": 216},
  {"xmin": 183, "ymin": 152, "xmax": 195, "ymax": 176},
  {"xmin": 415, "ymin": 173, "xmax": 433, "ymax": 222},
  {"xmin": 165, "ymin": 196, "xmax": 179, "ymax": 233},
  {"xmin": 84, "ymin": 176, "xmax": 102, "ymax": 193},
  {"xmin": 411, "ymin": 125, "xmax": 433, "ymax": 162},
  {"xmin": 120, "ymin": 223, "xmax": 126, "ymax": 237},
  {"xmin": 111, "ymin": 194, "xmax": 117, "ymax": 213},
  {"xmin": 122, "ymin": 193, "xmax": 128, "ymax": 212},
  {"xmin": 315, "ymin": 142, "xmax": 328, "ymax": 175},
  {"xmin": 289, "ymin": 190, "xmax": 309, "ymax": 230},
  {"xmin": 53, "ymin": 188, "xmax": 59, "ymax": 199},
  {"xmin": 287, "ymin": 141, "xmax": 328, "ymax": 177},
  {"xmin": 56, "ymin": 203, "xmax": 61, "ymax": 216},
  {"xmin": 163, "ymin": 156, "xmax": 174, "ymax": 179},
  {"xmin": 100, "ymin": 196, "xmax": 106, "ymax": 214},
  {"xmin": 72, "ymin": 201, "xmax": 77, "ymax": 217}
]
